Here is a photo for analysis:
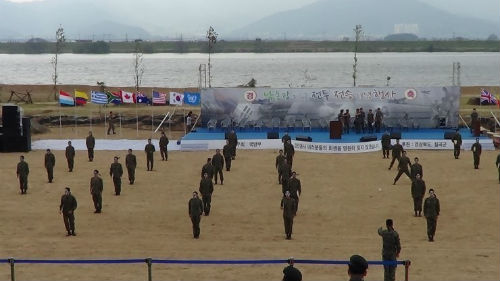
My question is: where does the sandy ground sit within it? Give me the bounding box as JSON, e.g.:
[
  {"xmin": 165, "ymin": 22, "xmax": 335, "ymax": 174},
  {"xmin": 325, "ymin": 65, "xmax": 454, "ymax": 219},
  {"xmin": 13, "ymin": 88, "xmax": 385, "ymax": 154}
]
[{"xmin": 0, "ymin": 146, "xmax": 499, "ymax": 280}]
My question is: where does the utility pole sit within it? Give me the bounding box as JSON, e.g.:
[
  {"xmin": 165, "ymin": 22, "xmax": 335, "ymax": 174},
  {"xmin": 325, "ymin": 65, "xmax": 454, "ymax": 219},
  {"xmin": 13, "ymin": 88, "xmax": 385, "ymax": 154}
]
[{"xmin": 352, "ymin": 24, "xmax": 363, "ymax": 87}]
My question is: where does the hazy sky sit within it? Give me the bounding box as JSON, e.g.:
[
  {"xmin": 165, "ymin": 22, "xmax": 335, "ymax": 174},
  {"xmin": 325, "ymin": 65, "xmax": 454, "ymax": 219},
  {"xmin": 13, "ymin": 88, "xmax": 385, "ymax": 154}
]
[{"xmin": 6, "ymin": 0, "xmax": 500, "ymax": 21}]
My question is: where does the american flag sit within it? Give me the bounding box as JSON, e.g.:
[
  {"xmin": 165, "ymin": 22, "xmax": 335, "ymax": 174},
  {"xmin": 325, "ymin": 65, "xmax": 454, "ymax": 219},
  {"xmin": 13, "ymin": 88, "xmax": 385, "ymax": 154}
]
[
  {"xmin": 480, "ymin": 88, "xmax": 497, "ymax": 105},
  {"xmin": 152, "ymin": 91, "xmax": 166, "ymax": 104}
]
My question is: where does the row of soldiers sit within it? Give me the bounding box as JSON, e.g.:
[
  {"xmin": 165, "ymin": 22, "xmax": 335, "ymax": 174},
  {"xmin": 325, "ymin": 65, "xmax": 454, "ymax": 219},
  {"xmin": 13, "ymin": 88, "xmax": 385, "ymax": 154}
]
[
  {"xmin": 338, "ymin": 107, "xmax": 384, "ymax": 134},
  {"xmin": 188, "ymin": 133, "xmax": 238, "ymax": 239}
]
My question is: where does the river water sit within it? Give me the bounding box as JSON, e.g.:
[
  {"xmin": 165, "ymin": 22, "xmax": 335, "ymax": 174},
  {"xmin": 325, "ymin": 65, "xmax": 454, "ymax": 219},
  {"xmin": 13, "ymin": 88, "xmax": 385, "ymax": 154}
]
[{"xmin": 0, "ymin": 52, "xmax": 498, "ymax": 87}]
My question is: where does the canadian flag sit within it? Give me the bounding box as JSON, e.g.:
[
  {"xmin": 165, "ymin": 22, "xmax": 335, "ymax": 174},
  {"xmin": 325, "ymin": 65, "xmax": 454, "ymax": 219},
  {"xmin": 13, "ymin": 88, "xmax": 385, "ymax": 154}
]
[{"xmin": 120, "ymin": 90, "xmax": 135, "ymax": 103}]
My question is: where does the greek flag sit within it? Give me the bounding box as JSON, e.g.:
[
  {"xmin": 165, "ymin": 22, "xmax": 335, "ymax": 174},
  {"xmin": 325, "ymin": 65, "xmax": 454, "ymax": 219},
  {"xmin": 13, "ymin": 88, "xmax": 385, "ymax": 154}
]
[{"xmin": 91, "ymin": 91, "xmax": 108, "ymax": 104}]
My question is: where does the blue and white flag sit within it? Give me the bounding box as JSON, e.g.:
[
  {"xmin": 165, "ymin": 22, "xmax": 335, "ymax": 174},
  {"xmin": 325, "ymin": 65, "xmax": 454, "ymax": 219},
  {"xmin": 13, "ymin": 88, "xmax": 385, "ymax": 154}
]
[
  {"xmin": 136, "ymin": 93, "xmax": 150, "ymax": 104},
  {"xmin": 91, "ymin": 91, "xmax": 108, "ymax": 104},
  {"xmin": 183, "ymin": 92, "xmax": 201, "ymax": 106}
]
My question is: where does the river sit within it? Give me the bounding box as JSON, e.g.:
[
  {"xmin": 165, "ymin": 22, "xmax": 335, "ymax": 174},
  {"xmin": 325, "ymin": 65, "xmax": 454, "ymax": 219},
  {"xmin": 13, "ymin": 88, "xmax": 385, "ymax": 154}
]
[{"xmin": 0, "ymin": 52, "xmax": 498, "ymax": 87}]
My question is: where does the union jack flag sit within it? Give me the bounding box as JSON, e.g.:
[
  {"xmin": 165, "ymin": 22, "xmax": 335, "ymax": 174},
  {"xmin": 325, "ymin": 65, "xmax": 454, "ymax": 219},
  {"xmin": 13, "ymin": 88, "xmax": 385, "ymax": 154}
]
[{"xmin": 480, "ymin": 88, "xmax": 498, "ymax": 105}]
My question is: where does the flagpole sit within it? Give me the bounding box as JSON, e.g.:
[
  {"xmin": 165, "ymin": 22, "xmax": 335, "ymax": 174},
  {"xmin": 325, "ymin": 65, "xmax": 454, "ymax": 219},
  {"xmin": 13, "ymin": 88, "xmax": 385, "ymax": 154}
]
[
  {"xmin": 151, "ymin": 89, "xmax": 154, "ymax": 137},
  {"xmin": 90, "ymin": 105, "xmax": 92, "ymax": 132},
  {"xmin": 74, "ymin": 89, "xmax": 77, "ymax": 137},
  {"xmin": 119, "ymin": 90, "xmax": 122, "ymax": 137},
  {"xmin": 58, "ymin": 91, "xmax": 62, "ymax": 137},
  {"xmin": 135, "ymin": 95, "xmax": 139, "ymax": 137},
  {"xmin": 104, "ymin": 107, "xmax": 107, "ymax": 139}
]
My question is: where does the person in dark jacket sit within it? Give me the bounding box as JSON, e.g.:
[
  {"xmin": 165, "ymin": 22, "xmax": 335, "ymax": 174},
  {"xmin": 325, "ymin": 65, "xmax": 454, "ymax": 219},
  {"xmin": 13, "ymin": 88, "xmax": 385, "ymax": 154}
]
[
  {"xmin": 159, "ymin": 131, "xmax": 169, "ymax": 161},
  {"xmin": 282, "ymin": 257, "xmax": 302, "ymax": 281},
  {"xmin": 276, "ymin": 150, "xmax": 286, "ymax": 184},
  {"xmin": 125, "ymin": 149, "xmax": 137, "ymax": 184},
  {"xmin": 16, "ymin": 155, "xmax": 29, "ymax": 194},
  {"xmin": 471, "ymin": 138, "xmax": 482, "ymax": 169},
  {"xmin": 188, "ymin": 191, "xmax": 203, "ymax": 239},
  {"xmin": 90, "ymin": 170, "xmax": 104, "ymax": 213},
  {"xmin": 367, "ymin": 109, "xmax": 374, "ymax": 134},
  {"xmin": 452, "ymin": 128, "xmax": 462, "ymax": 159},
  {"xmin": 110, "ymin": 156, "xmax": 123, "ymax": 195},
  {"xmin": 393, "ymin": 151, "xmax": 411, "ymax": 185},
  {"xmin": 201, "ymin": 158, "xmax": 214, "ymax": 179},
  {"xmin": 388, "ymin": 139, "xmax": 403, "ymax": 170},
  {"xmin": 199, "ymin": 172, "xmax": 214, "ymax": 216},
  {"xmin": 223, "ymin": 140, "xmax": 232, "ymax": 171},
  {"xmin": 411, "ymin": 173, "xmax": 426, "ymax": 217},
  {"xmin": 281, "ymin": 191, "xmax": 297, "ymax": 240},
  {"xmin": 284, "ymin": 139, "xmax": 295, "ymax": 168},
  {"xmin": 381, "ymin": 131, "xmax": 391, "ymax": 159},
  {"xmin": 378, "ymin": 219, "xmax": 401, "ymax": 281},
  {"xmin": 65, "ymin": 141, "xmax": 75, "ymax": 172},
  {"xmin": 144, "ymin": 138, "xmax": 156, "ymax": 171},
  {"xmin": 212, "ymin": 149, "xmax": 224, "ymax": 185},
  {"xmin": 44, "ymin": 149, "xmax": 55, "ymax": 183},
  {"xmin": 348, "ymin": 254, "xmax": 368, "ymax": 281},
  {"xmin": 227, "ymin": 130, "xmax": 238, "ymax": 160},
  {"xmin": 59, "ymin": 187, "xmax": 77, "ymax": 236},
  {"xmin": 424, "ymin": 189, "xmax": 440, "ymax": 242},
  {"xmin": 86, "ymin": 131, "xmax": 95, "ymax": 161},
  {"xmin": 410, "ymin": 157, "xmax": 423, "ymax": 179}
]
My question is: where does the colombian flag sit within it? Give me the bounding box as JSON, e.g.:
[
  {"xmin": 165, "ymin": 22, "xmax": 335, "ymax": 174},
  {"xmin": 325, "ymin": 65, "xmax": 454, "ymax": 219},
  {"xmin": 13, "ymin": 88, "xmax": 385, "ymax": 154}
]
[{"xmin": 75, "ymin": 90, "xmax": 88, "ymax": 106}]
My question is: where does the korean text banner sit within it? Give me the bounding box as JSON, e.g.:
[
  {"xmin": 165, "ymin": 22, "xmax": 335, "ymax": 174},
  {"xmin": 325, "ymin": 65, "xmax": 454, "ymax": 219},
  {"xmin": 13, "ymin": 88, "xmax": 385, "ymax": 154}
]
[{"xmin": 201, "ymin": 87, "xmax": 461, "ymax": 128}]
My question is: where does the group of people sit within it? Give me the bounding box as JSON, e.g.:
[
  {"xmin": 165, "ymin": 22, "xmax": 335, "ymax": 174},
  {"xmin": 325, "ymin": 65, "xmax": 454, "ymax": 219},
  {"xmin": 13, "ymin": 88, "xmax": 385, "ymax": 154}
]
[
  {"xmin": 188, "ymin": 131, "xmax": 238, "ymax": 239},
  {"xmin": 338, "ymin": 107, "xmax": 384, "ymax": 134}
]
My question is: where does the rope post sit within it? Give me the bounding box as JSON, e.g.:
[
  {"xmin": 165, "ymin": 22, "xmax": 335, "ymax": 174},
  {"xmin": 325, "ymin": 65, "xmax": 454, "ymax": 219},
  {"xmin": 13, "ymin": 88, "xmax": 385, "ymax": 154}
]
[
  {"xmin": 404, "ymin": 260, "xmax": 411, "ymax": 281},
  {"xmin": 145, "ymin": 258, "xmax": 152, "ymax": 281},
  {"xmin": 8, "ymin": 257, "xmax": 15, "ymax": 281}
]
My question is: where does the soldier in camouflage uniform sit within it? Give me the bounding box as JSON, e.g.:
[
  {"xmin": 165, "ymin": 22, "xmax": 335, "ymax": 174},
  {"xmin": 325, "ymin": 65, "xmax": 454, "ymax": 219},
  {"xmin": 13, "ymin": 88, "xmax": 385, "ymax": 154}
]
[
  {"xmin": 281, "ymin": 191, "xmax": 297, "ymax": 240},
  {"xmin": 275, "ymin": 150, "xmax": 286, "ymax": 184},
  {"xmin": 44, "ymin": 149, "xmax": 56, "ymax": 183},
  {"xmin": 65, "ymin": 141, "xmax": 75, "ymax": 172},
  {"xmin": 378, "ymin": 219, "xmax": 401, "ymax": 281},
  {"xmin": 16, "ymin": 155, "xmax": 29, "ymax": 194},
  {"xmin": 423, "ymin": 189, "xmax": 440, "ymax": 242},
  {"xmin": 109, "ymin": 156, "xmax": 123, "ymax": 195},
  {"xmin": 90, "ymin": 170, "xmax": 103, "ymax": 213},
  {"xmin": 411, "ymin": 173, "xmax": 426, "ymax": 217}
]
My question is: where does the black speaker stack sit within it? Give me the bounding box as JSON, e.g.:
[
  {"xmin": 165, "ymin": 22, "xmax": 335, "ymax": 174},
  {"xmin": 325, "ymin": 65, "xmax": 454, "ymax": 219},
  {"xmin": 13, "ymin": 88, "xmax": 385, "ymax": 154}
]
[
  {"xmin": 267, "ymin": 132, "xmax": 279, "ymax": 139},
  {"xmin": 296, "ymin": 135, "xmax": 312, "ymax": 142},
  {"xmin": 390, "ymin": 132, "xmax": 402, "ymax": 139},
  {"xmin": 360, "ymin": 135, "xmax": 377, "ymax": 142},
  {"xmin": 0, "ymin": 105, "xmax": 31, "ymax": 152}
]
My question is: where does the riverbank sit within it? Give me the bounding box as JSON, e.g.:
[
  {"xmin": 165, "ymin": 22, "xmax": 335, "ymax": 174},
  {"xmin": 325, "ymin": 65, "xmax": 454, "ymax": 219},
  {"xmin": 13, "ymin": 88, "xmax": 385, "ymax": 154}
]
[{"xmin": 0, "ymin": 40, "xmax": 498, "ymax": 54}]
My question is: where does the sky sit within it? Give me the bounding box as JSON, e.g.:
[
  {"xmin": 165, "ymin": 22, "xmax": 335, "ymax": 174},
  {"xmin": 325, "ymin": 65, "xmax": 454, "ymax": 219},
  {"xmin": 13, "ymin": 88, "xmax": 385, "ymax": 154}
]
[{"xmin": 5, "ymin": 0, "xmax": 500, "ymax": 21}]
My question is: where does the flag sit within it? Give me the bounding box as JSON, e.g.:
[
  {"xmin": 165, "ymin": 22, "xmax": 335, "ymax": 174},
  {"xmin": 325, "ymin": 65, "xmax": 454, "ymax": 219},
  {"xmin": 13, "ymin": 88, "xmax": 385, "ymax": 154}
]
[
  {"xmin": 136, "ymin": 93, "xmax": 150, "ymax": 104},
  {"xmin": 59, "ymin": 90, "xmax": 74, "ymax": 106},
  {"xmin": 107, "ymin": 91, "xmax": 122, "ymax": 105},
  {"xmin": 75, "ymin": 90, "xmax": 88, "ymax": 106},
  {"xmin": 170, "ymin": 92, "xmax": 184, "ymax": 105},
  {"xmin": 183, "ymin": 92, "xmax": 201, "ymax": 106},
  {"xmin": 120, "ymin": 90, "xmax": 135, "ymax": 104},
  {"xmin": 90, "ymin": 91, "xmax": 108, "ymax": 104},
  {"xmin": 480, "ymin": 88, "xmax": 497, "ymax": 105},
  {"xmin": 152, "ymin": 91, "xmax": 167, "ymax": 105}
]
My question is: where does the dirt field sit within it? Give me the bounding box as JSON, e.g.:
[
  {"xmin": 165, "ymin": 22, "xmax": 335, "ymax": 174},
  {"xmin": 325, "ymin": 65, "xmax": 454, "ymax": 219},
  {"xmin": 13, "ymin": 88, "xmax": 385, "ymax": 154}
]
[{"xmin": 1, "ymin": 145, "xmax": 499, "ymax": 280}]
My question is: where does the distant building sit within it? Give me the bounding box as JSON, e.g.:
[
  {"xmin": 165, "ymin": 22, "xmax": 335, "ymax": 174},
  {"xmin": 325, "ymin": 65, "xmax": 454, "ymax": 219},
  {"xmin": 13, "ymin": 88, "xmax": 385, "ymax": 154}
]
[
  {"xmin": 394, "ymin": 24, "xmax": 419, "ymax": 35},
  {"xmin": 75, "ymin": 39, "xmax": 93, "ymax": 43},
  {"xmin": 26, "ymin": 38, "xmax": 48, "ymax": 43}
]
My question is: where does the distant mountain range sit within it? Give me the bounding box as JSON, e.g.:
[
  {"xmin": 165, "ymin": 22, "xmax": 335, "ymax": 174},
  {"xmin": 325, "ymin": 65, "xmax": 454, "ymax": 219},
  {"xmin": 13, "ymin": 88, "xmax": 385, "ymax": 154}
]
[
  {"xmin": 230, "ymin": 0, "xmax": 500, "ymax": 39},
  {"xmin": 0, "ymin": 0, "xmax": 498, "ymax": 41}
]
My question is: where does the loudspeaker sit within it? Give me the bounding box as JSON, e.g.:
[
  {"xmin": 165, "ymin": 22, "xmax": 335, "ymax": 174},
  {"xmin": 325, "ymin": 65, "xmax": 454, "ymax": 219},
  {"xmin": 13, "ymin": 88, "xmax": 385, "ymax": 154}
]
[
  {"xmin": 2, "ymin": 105, "xmax": 21, "ymax": 136},
  {"xmin": 360, "ymin": 135, "xmax": 377, "ymax": 142},
  {"xmin": 330, "ymin": 120, "xmax": 342, "ymax": 139},
  {"xmin": 296, "ymin": 136, "xmax": 312, "ymax": 142},
  {"xmin": 22, "ymin": 117, "xmax": 31, "ymax": 151},
  {"xmin": 444, "ymin": 131, "xmax": 456, "ymax": 139},
  {"xmin": 2, "ymin": 135, "xmax": 29, "ymax": 152},
  {"xmin": 390, "ymin": 132, "xmax": 401, "ymax": 139},
  {"xmin": 267, "ymin": 132, "xmax": 279, "ymax": 139}
]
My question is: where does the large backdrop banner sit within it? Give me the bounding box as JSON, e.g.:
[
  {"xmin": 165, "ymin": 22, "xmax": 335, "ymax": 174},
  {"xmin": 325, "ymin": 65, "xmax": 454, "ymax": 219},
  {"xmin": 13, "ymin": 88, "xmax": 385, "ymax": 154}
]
[{"xmin": 201, "ymin": 87, "xmax": 461, "ymax": 128}]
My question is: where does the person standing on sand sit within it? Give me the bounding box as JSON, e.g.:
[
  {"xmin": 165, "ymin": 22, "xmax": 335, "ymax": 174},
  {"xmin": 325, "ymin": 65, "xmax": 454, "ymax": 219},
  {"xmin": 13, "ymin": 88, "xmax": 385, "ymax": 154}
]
[
  {"xmin": 86, "ymin": 131, "xmax": 95, "ymax": 161},
  {"xmin": 388, "ymin": 139, "xmax": 403, "ymax": 170},
  {"xmin": 60, "ymin": 187, "xmax": 77, "ymax": 236},
  {"xmin": 16, "ymin": 155, "xmax": 29, "ymax": 194},
  {"xmin": 212, "ymin": 149, "xmax": 224, "ymax": 185},
  {"xmin": 471, "ymin": 138, "xmax": 482, "ymax": 169},
  {"xmin": 65, "ymin": 140, "xmax": 75, "ymax": 172},
  {"xmin": 90, "ymin": 169, "xmax": 103, "ymax": 213},
  {"xmin": 159, "ymin": 131, "xmax": 169, "ymax": 161},
  {"xmin": 223, "ymin": 140, "xmax": 232, "ymax": 171},
  {"xmin": 411, "ymin": 173, "xmax": 426, "ymax": 217},
  {"xmin": 144, "ymin": 138, "xmax": 155, "ymax": 171},
  {"xmin": 199, "ymin": 172, "xmax": 214, "ymax": 216},
  {"xmin": 107, "ymin": 111, "xmax": 116, "ymax": 135},
  {"xmin": 452, "ymin": 128, "xmax": 462, "ymax": 159},
  {"xmin": 125, "ymin": 149, "xmax": 137, "ymax": 185},
  {"xmin": 44, "ymin": 149, "xmax": 56, "ymax": 183},
  {"xmin": 378, "ymin": 219, "xmax": 401, "ymax": 281},
  {"xmin": 276, "ymin": 150, "xmax": 286, "ymax": 184},
  {"xmin": 281, "ymin": 191, "xmax": 297, "ymax": 240},
  {"xmin": 110, "ymin": 156, "xmax": 123, "ymax": 196},
  {"xmin": 423, "ymin": 189, "xmax": 440, "ymax": 242},
  {"xmin": 188, "ymin": 191, "xmax": 203, "ymax": 239}
]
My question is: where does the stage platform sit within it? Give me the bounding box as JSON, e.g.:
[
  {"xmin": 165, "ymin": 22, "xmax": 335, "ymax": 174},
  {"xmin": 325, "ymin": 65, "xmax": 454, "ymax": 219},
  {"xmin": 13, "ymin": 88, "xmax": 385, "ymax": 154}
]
[{"xmin": 183, "ymin": 128, "xmax": 486, "ymax": 143}]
